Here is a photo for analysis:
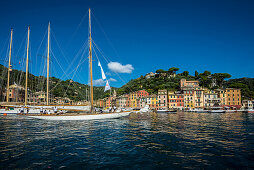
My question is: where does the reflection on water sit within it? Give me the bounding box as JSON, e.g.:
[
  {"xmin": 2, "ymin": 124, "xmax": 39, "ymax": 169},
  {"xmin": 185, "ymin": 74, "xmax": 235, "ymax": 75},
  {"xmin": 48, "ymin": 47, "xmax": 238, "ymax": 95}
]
[{"xmin": 0, "ymin": 112, "xmax": 253, "ymax": 169}]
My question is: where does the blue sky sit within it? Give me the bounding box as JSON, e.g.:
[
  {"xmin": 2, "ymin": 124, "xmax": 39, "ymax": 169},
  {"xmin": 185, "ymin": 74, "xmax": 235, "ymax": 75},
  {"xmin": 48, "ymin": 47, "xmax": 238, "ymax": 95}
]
[{"xmin": 0, "ymin": 0, "xmax": 254, "ymax": 87}]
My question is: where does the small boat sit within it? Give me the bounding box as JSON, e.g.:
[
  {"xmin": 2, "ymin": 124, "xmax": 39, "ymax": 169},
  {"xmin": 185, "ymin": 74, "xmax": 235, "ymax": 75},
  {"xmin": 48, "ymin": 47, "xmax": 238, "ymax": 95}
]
[
  {"xmin": 208, "ymin": 110, "xmax": 226, "ymax": 113},
  {"xmin": 138, "ymin": 105, "xmax": 151, "ymax": 113},
  {"xmin": 157, "ymin": 109, "xmax": 169, "ymax": 113},
  {"xmin": 243, "ymin": 109, "xmax": 254, "ymax": 113},
  {"xmin": 157, "ymin": 109, "xmax": 177, "ymax": 113}
]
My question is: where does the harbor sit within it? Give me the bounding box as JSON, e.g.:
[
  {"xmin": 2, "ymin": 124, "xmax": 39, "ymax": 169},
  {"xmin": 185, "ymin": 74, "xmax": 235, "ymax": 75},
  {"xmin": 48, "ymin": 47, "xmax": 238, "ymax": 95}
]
[
  {"xmin": 1, "ymin": 112, "xmax": 253, "ymax": 169},
  {"xmin": 1, "ymin": 0, "xmax": 254, "ymax": 169}
]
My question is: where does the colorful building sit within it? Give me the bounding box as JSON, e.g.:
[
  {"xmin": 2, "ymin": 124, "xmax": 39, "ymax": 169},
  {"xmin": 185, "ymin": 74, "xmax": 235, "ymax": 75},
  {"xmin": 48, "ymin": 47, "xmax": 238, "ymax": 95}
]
[
  {"xmin": 176, "ymin": 94, "xmax": 184, "ymax": 109},
  {"xmin": 168, "ymin": 91, "xmax": 177, "ymax": 109},
  {"xmin": 157, "ymin": 89, "xmax": 168, "ymax": 109},
  {"xmin": 147, "ymin": 94, "xmax": 158, "ymax": 110},
  {"xmin": 215, "ymin": 89, "xmax": 226, "ymax": 106},
  {"xmin": 225, "ymin": 88, "xmax": 241, "ymax": 109},
  {"xmin": 242, "ymin": 100, "xmax": 253, "ymax": 109},
  {"xmin": 138, "ymin": 97, "xmax": 148, "ymax": 108},
  {"xmin": 136, "ymin": 90, "xmax": 149, "ymax": 98},
  {"xmin": 204, "ymin": 90, "xmax": 220, "ymax": 108},
  {"xmin": 193, "ymin": 87, "xmax": 204, "ymax": 108},
  {"xmin": 117, "ymin": 94, "xmax": 128, "ymax": 108},
  {"xmin": 180, "ymin": 79, "xmax": 199, "ymax": 89},
  {"xmin": 130, "ymin": 92, "xmax": 138, "ymax": 108},
  {"xmin": 183, "ymin": 88, "xmax": 194, "ymax": 108}
]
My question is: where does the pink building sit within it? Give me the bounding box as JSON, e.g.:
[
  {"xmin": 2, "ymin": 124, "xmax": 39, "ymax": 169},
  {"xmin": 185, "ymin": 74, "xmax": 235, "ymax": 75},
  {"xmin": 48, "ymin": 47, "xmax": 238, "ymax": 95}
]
[{"xmin": 157, "ymin": 89, "xmax": 168, "ymax": 109}]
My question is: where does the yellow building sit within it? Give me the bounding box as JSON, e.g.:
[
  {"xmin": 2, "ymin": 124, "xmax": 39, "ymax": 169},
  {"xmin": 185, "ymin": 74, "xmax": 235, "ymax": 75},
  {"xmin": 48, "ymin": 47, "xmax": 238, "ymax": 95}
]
[
  {"xmin": 193, "ymin": 87, "xmax": 204, "ymax": 108},
  {"xmin": 147, "ymin": 94, "xmax": 158, "ymax": 110},
  {"xmin": 183, "ymin": 88, "xmax": 194, "ymax": 108},
  {"xmin": 168, "ymin": 91, "xmax": 177, "ymax": 109},
  {"xmin": 215, "ymin": 89, "xmax": 226, "ymax": 106},
  {"xmin": 130, "ymin": 92, "xmax": 137, "ymax": 108}
]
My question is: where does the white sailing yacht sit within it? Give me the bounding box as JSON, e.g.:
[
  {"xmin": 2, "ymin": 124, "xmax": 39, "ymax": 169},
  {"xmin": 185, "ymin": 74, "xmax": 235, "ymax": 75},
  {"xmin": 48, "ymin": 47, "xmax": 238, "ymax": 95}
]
[{"xmin": 28, "ymin": 9, "xmax": 131, "ymax": 120}]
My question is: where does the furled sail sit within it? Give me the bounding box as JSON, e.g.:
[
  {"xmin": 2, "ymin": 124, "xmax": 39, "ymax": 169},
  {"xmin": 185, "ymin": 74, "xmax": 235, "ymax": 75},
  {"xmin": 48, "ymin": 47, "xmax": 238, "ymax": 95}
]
[{"xmin": 98, "ymin": 61, "xmax": 106, "ymax": 80}]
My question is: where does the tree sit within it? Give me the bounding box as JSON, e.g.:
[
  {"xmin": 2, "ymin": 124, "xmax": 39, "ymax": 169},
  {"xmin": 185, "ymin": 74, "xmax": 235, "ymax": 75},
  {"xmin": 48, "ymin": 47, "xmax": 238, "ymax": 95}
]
[
  {"xmin": 213, "ymin": 73, "xmax": 231, "ymax": 87},
  {"xmin": 156, "ymin": 69, "xmax": 167, "ymax": 73},
  {"xmin": 182, "ymin": 71, "xmax": 189, "ymax": 77},
  {"xmin": 195, "ymin": 71, "xmax": 199, "ymax": 78},
  {"xmin": 168, "ymin": 67, "xmax": 179, "ymax": 75},
  {"xmin": 200, "ymin": 70, "xmax": 211, "ymax": 77}
]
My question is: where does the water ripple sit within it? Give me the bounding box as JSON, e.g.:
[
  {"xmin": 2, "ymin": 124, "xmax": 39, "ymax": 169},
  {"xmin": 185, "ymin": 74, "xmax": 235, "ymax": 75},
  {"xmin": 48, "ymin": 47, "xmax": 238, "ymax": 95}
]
[{"xmin": 0, "ymin": 113, "xmax": 254, "ymax": 169}]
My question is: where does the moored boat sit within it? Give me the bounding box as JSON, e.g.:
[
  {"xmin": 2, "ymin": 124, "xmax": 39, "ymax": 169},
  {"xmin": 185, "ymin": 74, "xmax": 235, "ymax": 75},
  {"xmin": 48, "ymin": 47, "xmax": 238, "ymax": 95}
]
[
  {"xmin": 157, "ymin": 109, "xmax": 177, "ymax": 113},
  {"xmin": 28, "ymin": 112, "xmax": 130, "ymax": 120},
  {"xmin": 208, "ymin": 110, "xmax": 226, "ymax": 113},
  {"xmin": 243, "ymin": 109, "xmax": 254, "ymax": 113}
]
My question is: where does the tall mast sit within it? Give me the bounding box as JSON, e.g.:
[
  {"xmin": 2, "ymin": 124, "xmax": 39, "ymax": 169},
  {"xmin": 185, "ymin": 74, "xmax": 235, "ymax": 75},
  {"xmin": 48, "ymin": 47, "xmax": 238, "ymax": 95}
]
[
  {"xmin": 6, "ymin": 29, "xmax": 13, "ymax": 103},
  {"xmin": 89, "ymin": 8, "xmax": 93, "ymax": 112},
  {"xmin": 25, "ymin": 26, "xmax": 30, "ymax": 106},
  {"xmin": 47, "ymin": 22, "xmax": 50, "ymax": 105}
]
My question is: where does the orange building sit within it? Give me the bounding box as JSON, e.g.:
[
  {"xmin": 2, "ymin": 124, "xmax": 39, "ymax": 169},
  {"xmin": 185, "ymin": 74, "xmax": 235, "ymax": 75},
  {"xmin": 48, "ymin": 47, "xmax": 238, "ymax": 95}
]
[{"xmin": 225, "ymin": 88, "xmax": 241, "ymax": 109}]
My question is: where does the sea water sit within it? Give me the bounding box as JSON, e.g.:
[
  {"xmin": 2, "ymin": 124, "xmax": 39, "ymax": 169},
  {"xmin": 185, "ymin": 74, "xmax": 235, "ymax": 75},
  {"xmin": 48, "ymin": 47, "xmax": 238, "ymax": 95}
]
[{"xmin": 0, "ymin": 112, "xmax": 253, "ymax": 169}]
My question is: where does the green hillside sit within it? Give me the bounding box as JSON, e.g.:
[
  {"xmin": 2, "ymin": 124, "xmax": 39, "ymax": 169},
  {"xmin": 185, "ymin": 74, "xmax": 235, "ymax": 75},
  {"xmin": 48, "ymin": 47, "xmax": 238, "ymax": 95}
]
[{"xmin": 117, "ymin": 68, "xmax": 254, "ymax": 100}]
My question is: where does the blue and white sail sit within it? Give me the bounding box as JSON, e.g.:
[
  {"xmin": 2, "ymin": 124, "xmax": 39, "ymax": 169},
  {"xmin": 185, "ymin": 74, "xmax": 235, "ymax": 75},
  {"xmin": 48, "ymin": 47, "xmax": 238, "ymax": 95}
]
[{"xmin": 104, "ymin": 80, "xmax": 111, "ymax": 92}]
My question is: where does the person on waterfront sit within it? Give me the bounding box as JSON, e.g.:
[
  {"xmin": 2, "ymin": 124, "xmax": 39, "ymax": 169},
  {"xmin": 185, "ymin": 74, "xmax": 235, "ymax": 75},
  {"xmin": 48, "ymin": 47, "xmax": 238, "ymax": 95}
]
[
  {"xmin": 27, "ymin": 108, "xmax": 29, "ymax": 114},
  {"xmin": 54, "ymin": 106, "xmax": 57, "ymax": 114},
  {"xmin": 20, "ymin": 106, "xmax": 24, "ymax": 114},
  {"xmin": 40, "ymin": 107, "xmax": 43, "ymax": 115}
]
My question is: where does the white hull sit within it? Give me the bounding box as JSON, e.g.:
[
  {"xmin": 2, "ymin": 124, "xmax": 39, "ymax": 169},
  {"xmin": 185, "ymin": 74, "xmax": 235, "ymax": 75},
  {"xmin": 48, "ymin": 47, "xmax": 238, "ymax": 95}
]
[
  {"xmin": 0, "ymin": 109, "xmax": 43, "ymax": 114},
  {"xmin": 208, "ymin": 110, "xmax": 226, "ymax": 113},
  {"xmin": 28, "ymin": 112, "xmax": 131, "ymax": 120},
  {"xmin": 0, "ymin": 110, "xmax": 19, "ymax": 114}
]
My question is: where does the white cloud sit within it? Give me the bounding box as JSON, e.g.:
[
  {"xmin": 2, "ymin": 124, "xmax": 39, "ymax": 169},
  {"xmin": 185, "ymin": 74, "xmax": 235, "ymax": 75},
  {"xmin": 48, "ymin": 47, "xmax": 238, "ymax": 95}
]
[
  {"xmin": 93, "ymin": 79, "xmax": 104, "ymax": 86},
  {"xmin": 109, "ymin": 78, "xmax": 117, "ymax": 82},
  {"xmin": 93, "ymin": 78, "xmax": 117, "ymax": 86},
  {"xmin": 107, "ymin": 62, "xmax": 134, "ymax": 73}
]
